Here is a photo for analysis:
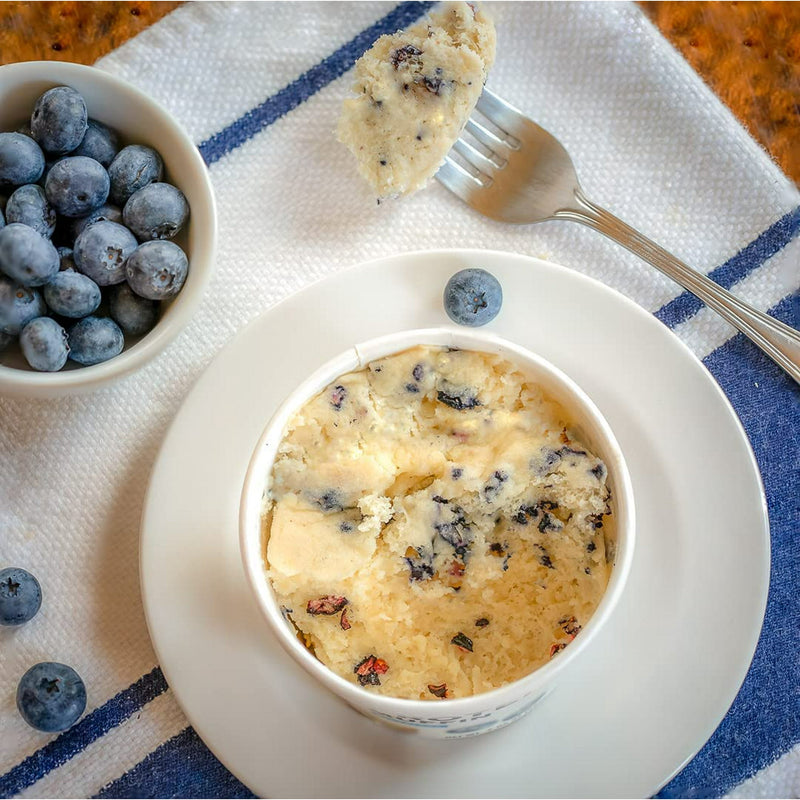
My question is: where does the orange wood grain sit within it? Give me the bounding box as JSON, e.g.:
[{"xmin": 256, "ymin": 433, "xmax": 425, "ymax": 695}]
[
  {"xmin": 0, "ymin": 2, "xmax": 182, "ymax": 66},
  {"xmin": 639, "ymin": 1, "xmax": 800, "ymax": 183}
]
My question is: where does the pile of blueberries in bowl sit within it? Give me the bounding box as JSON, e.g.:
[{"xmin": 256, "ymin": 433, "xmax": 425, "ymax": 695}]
[{"xmin": 0, "ymin": 85, "xmax": 191, "ymax": 372}]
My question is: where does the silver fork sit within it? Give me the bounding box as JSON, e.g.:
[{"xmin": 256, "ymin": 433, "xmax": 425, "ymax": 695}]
[{"xmin": 437, "ymin": 88, "xmax": 800, "ymax": 386}]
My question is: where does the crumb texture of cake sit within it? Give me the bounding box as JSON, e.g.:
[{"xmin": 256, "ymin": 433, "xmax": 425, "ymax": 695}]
[
  {"xmin": 264, "ymin": 345, "xmax": 613, "ymax": 700},
  {"xmin": 337, "ymin": 2, "xmax": 496, "ymax": 198}
]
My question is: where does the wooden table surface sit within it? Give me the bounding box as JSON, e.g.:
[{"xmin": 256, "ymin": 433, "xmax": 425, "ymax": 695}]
[{"xmin": 0, "ymin": 1, "xmax": 797, "ymax": 184}]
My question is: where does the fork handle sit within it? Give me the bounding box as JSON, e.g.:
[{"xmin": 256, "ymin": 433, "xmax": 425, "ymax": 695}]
[{"xmin": 555, "ymin": 190, "xmax": 800, "ymax": 385}]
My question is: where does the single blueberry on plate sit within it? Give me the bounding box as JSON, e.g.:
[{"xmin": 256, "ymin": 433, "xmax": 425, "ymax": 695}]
[
  {"xmin": 109, "ymin": 282, "xmax": 159, "ymax": 336},
  {"xmin": 0, "ymin": 132, "xmax": 45, "ymax": 187},
  {"xmin": 20, "ymin": 317, "xmax": 69, "ymax": 371},
  {"xmin": 0, "ymin": 567, "xmax": 42, "ymax": 626},
  {"xmin": 108, "ymin": 145, "xmax": 163, "ymax": 206},
  {"xmin": 443, "ymin": 268, "xmax": 503, "ymax": 327},
  {"xmin": 5, "ymin": 184, "xmax": 57, "ymax": 238},
  {"xmin": 123, "ymin": 182, "xmax": 189, "ymax": 242},
  {"xmin": 0, "ymin": 276, "xmax": 46, "ymax": 334},
  {"xmin": 70, "ymin": 119, "xmax": 119, "ymax": 168},
  {"xmin": 68, "ymin": 316, "xmax": 124, "ymax": 365},
  {"xmin": 30, "ymin": 86, "xmax": 88, "ymax": 155},
  {"xmin": 17, "ymin": 662, "xmax": 87, "ymax": 733},
  {"xmin": 45, "ymin": 156, "xmax": 110, "ymax": 218},
  {"xmin": 44, "ymin": 269, "xmax": 101, "ymax": 318},
  {"xmin": 0, "ymin": 223, "xmax": 60, "ymax": 286},
  {"xmin": 70, "ymin": 202, "xmax": 122, "ymax": 241},
  {"xmin": 73, "ymin": 220, "xmax": 138, "ymax": 286},
  {"xmin": 125, "ymin": 240, "xmax": 188, "ymax": 300}
]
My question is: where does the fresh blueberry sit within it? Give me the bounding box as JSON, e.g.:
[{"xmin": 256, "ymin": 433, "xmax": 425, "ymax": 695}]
[
  {"xmin": 0, "ymin": 276, "xmax": 46, "ymax": 334},
  {"xmin": 31, "ymin": 86, "xmax": 88, "ymax": 155},
  {"xmin": 17, "ymin": 662, "xmax": 87, "ymax": 733},
  {"xmin": 20, "ymin": 317, "xmax": 69, "ymax": 371},
  {"xmin": 0, "ymin": 567, "xmax": 42, "ymax": 626},
  {"xmin": 108, "ymin": 145, "xmax": 163, "ymax": 206},
  {"xmin": 109, "ymin": 282, "xmax": 159, "ymax": 336},
  {"xmin": 125, "ymin": 240, "xmax": 188, "ymax": 300},
  {"xmin": 74, "ymin": 220, "xmax": 137, "ymax": 286},
  {"xmin": 44, "ymin": 270, "xmax": 101, "ymax": 318},
  {"xmin": 0, "ymin": 205, "xmax": 4, "ymax": 231},
  {"xmin": 0, "ymin": 223, "xmax": 60, "ymax": 286},
  {"xmin": 57, "ymin": 246, "xmax": 76, "ymax": 271},
  {"xmin": 68, "ymin": 316, "xmax": 124, "ymax": 365},
  {"xmin": 443, "ymin": 268, "xmax": 503, "ymax": 327},
  {"xmin": 70, "ymin": 203, "xmax": 123, "ymax": 241},
  {"xmin": 5, "ymin": 184, "xmax": 57, "ymax": 238},
  {"xmin": 71, "ymin": 119, "xmax": 119, "ymax": 168},
  {"xmin": 0, "ymin": 330, "xmax": 13, "ymax": 351},
  {"xmin": 45, "ymin": 156, "xmax": 110, "ymax": 218},
  {"xmin": 123, "ymin": 183, "xmax": 189, "ymax": 242},
  {"xmin": 0, "ymin": 132, "xmax": 45, "ymax": 187}
]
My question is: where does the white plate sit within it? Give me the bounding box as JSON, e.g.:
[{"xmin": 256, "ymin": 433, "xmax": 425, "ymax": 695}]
[{"xmin": 140, "ymin": 250, "xmax": 769, "ymax": 798}]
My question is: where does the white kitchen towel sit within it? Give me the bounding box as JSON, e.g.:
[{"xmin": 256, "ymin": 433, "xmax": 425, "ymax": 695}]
[{"xmin": 1, "ymin": 2, "xmax": 798, "ymax": 798}]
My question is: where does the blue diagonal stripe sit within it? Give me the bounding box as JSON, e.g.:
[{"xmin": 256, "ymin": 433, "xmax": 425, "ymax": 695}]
[
  {"xmin": 0, "ymin": 667, "xmax": 168, "ymax": 799},
  {"xmin": 198, "ymin": 1, "xmax": 434, "ymax": 165},
  {"xmin": 655, "ymin": 205, "xmax": 800, "ymax": 329},
  {"xmin": 656, "ymin": 291, "xmax": 800, "ymax": 798},
  {"xmin": 94, "ymin": 727, "xmax": 256, "ymax": 799}
]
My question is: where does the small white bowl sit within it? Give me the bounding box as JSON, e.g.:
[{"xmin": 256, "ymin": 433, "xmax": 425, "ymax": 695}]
[
  {"xmin": 240, "ymin": 327, "xmax": 635, "ymax": 739},
  {"xmin": 0, "ymin": 61, "xmax": 217, "ymax": 397}
]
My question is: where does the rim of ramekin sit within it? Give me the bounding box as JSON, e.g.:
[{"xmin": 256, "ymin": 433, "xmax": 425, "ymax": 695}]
[{"xmin": 240, "ymin": 326, "xmax": 635, "ymax": 716}]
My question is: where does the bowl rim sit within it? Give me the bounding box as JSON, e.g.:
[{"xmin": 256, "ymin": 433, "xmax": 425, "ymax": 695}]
[
  {"xmin": 240, "ymin": 325, "xmax": 636, "ymax": 716},
  {"xmin": 0, "ymin": 60, "xmax": 217, "ymax": 396}
]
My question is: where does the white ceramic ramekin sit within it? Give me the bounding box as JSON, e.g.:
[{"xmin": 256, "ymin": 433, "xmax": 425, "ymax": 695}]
[
  {"xmin": 0, "ymin": 61, "xmax": 217, "ymax": 397},
  {"xmin": 240, "ymin": 327, "xmax": 635, "ymax": 739}
]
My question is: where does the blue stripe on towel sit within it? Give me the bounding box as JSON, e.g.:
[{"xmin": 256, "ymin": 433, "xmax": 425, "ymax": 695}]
[
  {"xmin": 0, "ymin": 667, "xmax": 168, "ymax": 799},
  {"xmin": 656, "ymin": 291, "xmax": 800, "ymax": 798},
  {"xmin": 655, "ymin": 205, "xmax": 800, "ymax": 329},
  {"xmin": 94, "ymin": 728, "xmax": 256, "ymax": 799},
  {"xmin": 198, "ymin": 1, "xmax": 434, "ymax": 165}
]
